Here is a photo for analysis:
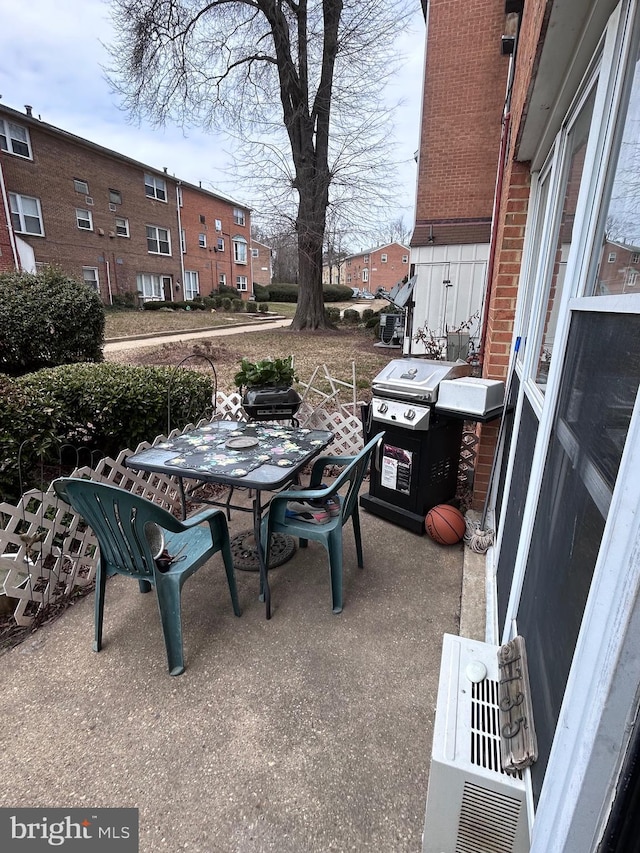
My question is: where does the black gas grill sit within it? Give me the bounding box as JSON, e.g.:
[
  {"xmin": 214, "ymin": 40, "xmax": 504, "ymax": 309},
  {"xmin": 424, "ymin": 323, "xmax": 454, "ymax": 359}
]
[{"xmin": 360, "ymin": 358, "xmax": 471, "ymax": 534}]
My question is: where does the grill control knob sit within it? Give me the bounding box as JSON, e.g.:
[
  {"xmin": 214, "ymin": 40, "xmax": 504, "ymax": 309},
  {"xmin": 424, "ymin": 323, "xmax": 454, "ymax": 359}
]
[
  {"xmin": 404, "ymin": 409, "xmax": 416, "ymax": 421},
  {"xmin": 377, "ymin": 402, "xmax": 388, "ymax": 414}
]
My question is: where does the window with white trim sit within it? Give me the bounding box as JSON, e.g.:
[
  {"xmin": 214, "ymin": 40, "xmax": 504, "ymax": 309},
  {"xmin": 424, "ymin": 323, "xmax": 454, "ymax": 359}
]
[
  {"xmin": 0, "ymin": 119, "xmax": 32, "ymax": 158},
  {"xmin": 146, "ymin": 225, "xmax": 171, "ymax": 255},
  {"xmin": 362, "ymin": 269, "xmax": 368, "ymax": 283},
  {"xmin": 219, "ymin": 273, "xmax": 227, "ymax": 288},
  {"xmin": 608, "ymin": 252, "xmax": 617, "ymax": 263},
  {"xmin": 76, "ymin": 208, "xmax": 93, "ymax": 230},
  {"xmin": 364, "ymin": 255, "xmax": 369, "ymax": 263},
  {"xmin": 136, "ymin": 273, "xmax": 169, "ymax": 301},
  {"xmin": 144, "ymin": 174, "xmax": 167, "ymax": 201},
  {"xmin": 180, "ymin": 229, "xmax": 186, "ymax": 253},
  {"xmin": 74, "ymin": 179, "xmax": 89, "ymax": 194},
  {"xmin": 252, "ymin": 248, "xmax": 259, "ymax": 257},
  {"xmin": 115, "ymin": 216, "xmax": 129, "ymax": 237},
  {"xmin": 236, "ymin": 275, "xmax": 248, "ymax": 291},
  {"xmin": 217, "ymin": 237, "xmax": 224, "ymax": 252},
  {"xmin": 184, "ymin": 270, "xmax": 200, "ymax": 300},
  {"xmin": 402, "ymin": 254, "xmax": 409, "ymax": 263},
  {"xmin": 82, "ymin": 267, "xmax": 99, "ymax": 291},
  {"xmin": 233, "ymin": 236, "xmax": 247, "ymax": 263},
  {"xmin": 233, "ymin": 208, "xmax": 245, "ymax": 226},
  {"xmin": 215, "ymin": 219, "xmax": 222, "ymax": 231},
  {"xmin": 9, "ymin": 193, "xmax": 43, "ymax": 235},
  {"xmin": 198, "ymin": 233, "xmax": 207, "ymax": 248},
  {"xmin": 381, "ymin": 253, "xmax": 388, "ymax": 262}
]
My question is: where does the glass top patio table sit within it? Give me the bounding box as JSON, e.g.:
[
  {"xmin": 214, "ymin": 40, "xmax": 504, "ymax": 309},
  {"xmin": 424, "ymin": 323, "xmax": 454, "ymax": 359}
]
[{"xmin": 125, "ymin": 420, "xmax": 335, "ymax": 618}]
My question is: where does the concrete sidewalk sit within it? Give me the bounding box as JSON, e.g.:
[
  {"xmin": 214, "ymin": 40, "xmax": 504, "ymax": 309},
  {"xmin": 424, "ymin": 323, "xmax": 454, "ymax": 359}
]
[
  {"xmin": 104, "ymin": 318, "xmax": 292, "ymax": 352},
  {"xmin": 0, "ymin": 494, "xmax": 479, "ymax": 852}
]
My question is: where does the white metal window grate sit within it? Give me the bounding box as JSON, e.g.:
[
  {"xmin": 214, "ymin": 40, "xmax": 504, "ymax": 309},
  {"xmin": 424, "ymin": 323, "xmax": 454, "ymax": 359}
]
[{"xmin": 470, "ymin": 678, "xmax": 522, "ymax": 780}]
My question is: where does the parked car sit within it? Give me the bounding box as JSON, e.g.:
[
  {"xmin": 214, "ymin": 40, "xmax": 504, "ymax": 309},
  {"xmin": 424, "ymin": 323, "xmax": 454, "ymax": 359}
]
[
  {"xmin": 359, "ymin": 290, "xmax": 375, "ymax": 300},
  {"xmin": 376, "ymin": 287, "xmax": 391, "ymax": 299},
  {"xmin": 351, "ymin": 287, "xmax": 361, "ymax": 298}
]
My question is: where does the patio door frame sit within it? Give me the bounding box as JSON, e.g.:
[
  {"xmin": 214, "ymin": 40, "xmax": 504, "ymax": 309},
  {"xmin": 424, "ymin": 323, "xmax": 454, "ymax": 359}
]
[{"xmin": 486, "ymin": 0, "xmax": 640, "ymax": 847}]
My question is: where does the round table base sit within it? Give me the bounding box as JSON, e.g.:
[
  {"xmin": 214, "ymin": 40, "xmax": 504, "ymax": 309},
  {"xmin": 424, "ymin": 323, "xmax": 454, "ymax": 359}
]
[{"xmin": 230, "ymin": 529, "xmax": 296, "ymax": 572}]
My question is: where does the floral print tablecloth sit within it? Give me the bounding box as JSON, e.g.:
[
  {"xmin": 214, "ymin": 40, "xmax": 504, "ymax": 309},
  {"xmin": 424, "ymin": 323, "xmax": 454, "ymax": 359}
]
[{"xmin": 154, "ymin": 423, "xmax": 331, "ymax": 478}]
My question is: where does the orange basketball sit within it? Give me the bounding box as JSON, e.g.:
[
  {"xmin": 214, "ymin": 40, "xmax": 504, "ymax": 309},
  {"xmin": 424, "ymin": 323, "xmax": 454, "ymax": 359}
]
[{"xmin": 425, "ymin": 504, "xmax": 466, "ymax": 545}]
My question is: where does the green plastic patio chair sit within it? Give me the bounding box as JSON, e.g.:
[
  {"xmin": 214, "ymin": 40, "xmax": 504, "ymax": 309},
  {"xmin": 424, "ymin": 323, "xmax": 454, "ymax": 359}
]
[
  {"xmin": 260, "ymin": 433, "xmax": 384, "ymax": 614},
  {"xmin": 52, "ymin": 477, "xmax": 241, "ymax": 676}
]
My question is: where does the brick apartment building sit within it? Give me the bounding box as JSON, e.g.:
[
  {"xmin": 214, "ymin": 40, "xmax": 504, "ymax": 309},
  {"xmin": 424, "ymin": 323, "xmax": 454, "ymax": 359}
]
[
  {"xmin": 0, "ymin": 103, "xmax": 253, "ymax": 302},
  {"xmin": 343, "ymin": 242, "xmax": 410, "ymax": 293},
  {"xmin": 250, "ymin": 239, "xmax": 274, "ymax": 289}
]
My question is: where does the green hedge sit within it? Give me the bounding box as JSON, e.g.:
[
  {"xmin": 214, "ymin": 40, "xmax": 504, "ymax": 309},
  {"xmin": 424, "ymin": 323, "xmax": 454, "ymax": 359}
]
[
  {"xmin": 0, "ymin": 268, "xmax": 105, "ymax": 376},
  {"xmin": 261, "ymin": 282, "xmax": 354, "ymax": 303},
  {"xmin": 142, "ymin": 300, "xmax": 206, "ymax": 311},
  {"xmin": 253, "ymin": 284, "xmax": 270, "ymax": 302},
  {"xmin": 1, "ymin": 364, "xmax": 214, "ymax": 503}
]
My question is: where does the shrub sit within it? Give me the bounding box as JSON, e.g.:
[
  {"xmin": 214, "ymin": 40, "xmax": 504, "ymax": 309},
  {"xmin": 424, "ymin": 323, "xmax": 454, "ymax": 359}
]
[
  {"xmin": 322, "ymin": 284, "xmax": 354, "ymax": 302},
  {"xmin": 267, "ymin": 282, "xmax": 299, "ymax": 302},
  {"xmin": 219, "ymin": 285, "xmax": 240, "ymax": 298},
  {"xmin": 109, "ymin": 293, "xmax": 140, "ymax": 311},
  {"xmin": 342, "ymin": 308, "xmax": 361, "ymax": 324},
  {"xmin": 362, "ymin": 308, "xmax": 375, "ymax": 322},
  {"xmin": 1, "ymin": 364, "xmax": 214, "ymax": 503},
  {"xmin": 0, "ymin": 268, "xmax": 105, "ymax": 376},
  {"xmin": 232, "ymin": 298, "xmax": 244, "ymax": 312},
  {"xmin": 221, "ymin": 297, "xmax": 232, "ymax": 311},
  {"xmin": 324, "ymin": 306, "xmax": 341, "ymax": 324},
  {"xmin": 253, "ymin": 284, "xmax": 270, "ymax": 302},
  {"xmin": 258, "ymin": 303, "xmax": 270, "ymax": 314},
  {"xmin": 246, "ymin": 301, "xmax": 258, "ymax": 313}
]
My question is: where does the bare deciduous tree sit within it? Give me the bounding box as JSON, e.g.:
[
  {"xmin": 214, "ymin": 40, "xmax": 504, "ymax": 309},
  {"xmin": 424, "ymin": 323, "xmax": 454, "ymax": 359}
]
[{"xmin": 107, "ymin": 0, "xmax": 416, "ymax": 329}]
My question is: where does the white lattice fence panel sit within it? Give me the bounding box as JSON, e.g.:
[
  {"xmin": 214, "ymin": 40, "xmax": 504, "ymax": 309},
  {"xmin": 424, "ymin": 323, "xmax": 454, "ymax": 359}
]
[
  {"xmin": 302, "ymin": 409, "xmax": 363, "ymax": 456},
  {"xmin": 1, "ymin": 484, "xmax": 99, "ymax": 626},
  {"xmin": 215, "ymin": 391, "xmax": 248, "ymax": 421},
  {"xmin": 0, "ymin": 425, "xmax": 211, "ymax": 627}
]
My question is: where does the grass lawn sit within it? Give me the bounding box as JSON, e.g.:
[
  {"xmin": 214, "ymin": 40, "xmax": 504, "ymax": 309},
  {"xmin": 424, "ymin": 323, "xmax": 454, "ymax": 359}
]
[
  {"xmin": 104, "ymin": 323, "xmax": 394, "ymax": 399},
  {"xmin": 104, "ymin": 303, "xmax": 297, "ymax": 338}
]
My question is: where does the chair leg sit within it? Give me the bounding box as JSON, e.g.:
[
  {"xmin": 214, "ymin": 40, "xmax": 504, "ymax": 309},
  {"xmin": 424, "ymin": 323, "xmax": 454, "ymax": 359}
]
[
  {"xmin": 93, "ymin": 561, "xmax": 108, "ymax": 653},
  {"xmin": 221, "ymin": 539, "xmax": 242, "ymax": 617},
  {"xmin": 154, "ymin": 575, "xmax": 187, "ymax": 676},
  {"xmin": 138, "ymin": 579, "xmax": 152, "ymax": 593},
  {"xmin": 299, "ymin": 538, "xmax": 308, "ymax": 548},
  {"xmin": 352, "ymin": 505, "xmax": 364, "ymax": 568},
  {"xmin": 327, "ymin": 530, "xmax": 344, "ymax": 614}
]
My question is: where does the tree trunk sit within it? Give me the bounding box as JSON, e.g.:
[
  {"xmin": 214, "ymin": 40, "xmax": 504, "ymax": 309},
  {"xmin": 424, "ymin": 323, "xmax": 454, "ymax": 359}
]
[{"xmin": 290, "ymin": 185, "xmax": 331, "ymax": 331}]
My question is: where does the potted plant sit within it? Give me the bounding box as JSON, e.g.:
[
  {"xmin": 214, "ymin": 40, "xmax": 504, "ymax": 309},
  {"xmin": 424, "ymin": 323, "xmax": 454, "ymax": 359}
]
[{"xmin": 234, "ymin": 356, "xmax": 302, "ymax": 421}]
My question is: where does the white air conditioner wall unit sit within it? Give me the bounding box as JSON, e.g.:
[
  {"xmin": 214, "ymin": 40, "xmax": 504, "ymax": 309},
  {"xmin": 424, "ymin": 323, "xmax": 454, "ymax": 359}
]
[{"xmin": 422, "ymin": 634, "xmax": 530, "ymax": 853}]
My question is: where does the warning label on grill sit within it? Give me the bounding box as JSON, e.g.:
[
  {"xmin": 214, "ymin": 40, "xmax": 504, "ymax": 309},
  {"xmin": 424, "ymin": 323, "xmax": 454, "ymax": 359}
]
[{"xmin": 381, "ymin": 444, "xmax": 412, "ymax": 494}]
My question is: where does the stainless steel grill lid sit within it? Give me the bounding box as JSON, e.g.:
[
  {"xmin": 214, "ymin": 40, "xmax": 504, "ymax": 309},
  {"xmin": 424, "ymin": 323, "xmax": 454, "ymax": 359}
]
[{"xmin": 371, "ymin": 358, "xmax": 472, "ymax": 403}]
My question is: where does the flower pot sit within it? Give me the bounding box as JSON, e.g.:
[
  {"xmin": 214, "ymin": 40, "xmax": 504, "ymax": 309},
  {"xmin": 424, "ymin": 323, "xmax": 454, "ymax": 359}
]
[{"xmin": 242, "ymin": 386, "xmax": 302, "ymax": 421}]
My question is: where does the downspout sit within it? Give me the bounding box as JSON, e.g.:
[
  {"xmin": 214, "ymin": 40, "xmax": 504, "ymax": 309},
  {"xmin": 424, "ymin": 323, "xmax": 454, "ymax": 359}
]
[
  {"xmin": 176, "ymin": 181, "xmax": 185, "ymax": 302},
  {"xmin": 0, "ymin": 160, "xmax": 20, "ymax": 269},
  {"xmin": 105, "ymin": 259, "xmax": 113, "ymax": 305}
]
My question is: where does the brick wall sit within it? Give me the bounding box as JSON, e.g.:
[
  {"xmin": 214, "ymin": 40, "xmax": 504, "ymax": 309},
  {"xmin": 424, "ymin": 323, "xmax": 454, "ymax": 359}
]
[
  {"xmin": 250, "ymin": 240, "xmax": 273, "ymax": 289},
  {"xmin": 471, "ymin": 0, "xmax": 549, "ymax": 510},
  {"xmin": 0, "ymin": 163, "xmax": 17, "ymax": 272},
  {"xmin": 413, "ymin": 0, "xmax": 509, "ymax": 247}
]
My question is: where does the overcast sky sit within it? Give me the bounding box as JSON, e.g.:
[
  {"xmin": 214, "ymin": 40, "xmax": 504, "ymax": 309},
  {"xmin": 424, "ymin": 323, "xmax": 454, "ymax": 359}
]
[{"xmin": 0, "ymin": 0, "xmax": 425, "ymax": 234}]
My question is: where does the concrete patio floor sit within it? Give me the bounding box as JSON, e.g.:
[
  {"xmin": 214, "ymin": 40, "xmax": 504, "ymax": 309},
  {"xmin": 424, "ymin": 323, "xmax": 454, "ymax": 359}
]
[{"xmin": 0, "ymin": 493, "xmax": 481, "ymax": 852}]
